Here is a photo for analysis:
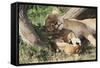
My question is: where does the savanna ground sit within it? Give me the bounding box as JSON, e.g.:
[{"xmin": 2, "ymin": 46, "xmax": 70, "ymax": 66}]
[{"xmin": 19, "ymin": 5, "xmax": 96, "ymax": 64}]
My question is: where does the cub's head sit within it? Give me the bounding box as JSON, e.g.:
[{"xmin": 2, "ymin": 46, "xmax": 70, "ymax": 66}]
[
  {"xmin": 58, "ymin": 29, "xmax": 81, "ymax": 46},
  {"xmin": 67, "ymin": 32, "xmax": 81, "ymax": 46}
]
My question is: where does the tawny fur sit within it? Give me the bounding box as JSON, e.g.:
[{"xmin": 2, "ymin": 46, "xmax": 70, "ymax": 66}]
[
  {"xmin": 53, "ymin": 29, "xmax": 77, "ymax": 43},
  {"xmin": 68, "ymin": 18, "xmax": 96, "ymax": 34},
  {"xmin": 55, "ymin": 39, "xmax": 81, "ymax": 55}
]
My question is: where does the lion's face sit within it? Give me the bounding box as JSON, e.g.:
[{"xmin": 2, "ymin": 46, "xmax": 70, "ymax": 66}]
[
  {"xmin": 44, "ymin": 13, "xmax": 60, "ymax": 32},
  {"xmin": 44, "ymin": 23, "xmax": 56, "ymax": 32}
]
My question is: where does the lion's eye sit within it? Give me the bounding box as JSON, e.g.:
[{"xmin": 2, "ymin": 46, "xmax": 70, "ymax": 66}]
[
  {"xmin": 69, "ymin": 40, "xmax": 73, "ymax": 44},
  {"xmin": 51, "ymin": 24, "xmax": 55, "ymax": 26},
  {"xmin": 55, "ymin": 22, "xmax": 58, "ymax": 25}
]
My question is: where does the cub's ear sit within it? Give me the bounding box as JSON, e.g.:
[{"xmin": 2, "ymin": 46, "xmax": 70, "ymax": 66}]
[{"xmin": 68, "ymin": 32, "xmax": 76, "ymax": 39}]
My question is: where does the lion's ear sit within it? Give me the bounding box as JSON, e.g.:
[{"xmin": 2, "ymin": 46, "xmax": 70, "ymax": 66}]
[{"xmin": 51, "ymin": 8, "xmax": 60, "ymax": 15}]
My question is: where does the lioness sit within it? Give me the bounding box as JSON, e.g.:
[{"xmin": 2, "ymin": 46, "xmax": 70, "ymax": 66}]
[
  {"xmin": 68, "ymin": 18, "xmax": 96, "ymax": 34},
  {"xmin": 44, "ymin": 12, "xmax": 96, "ymax": 47}
]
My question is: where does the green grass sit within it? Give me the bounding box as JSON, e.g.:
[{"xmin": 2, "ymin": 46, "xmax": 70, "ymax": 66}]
[{"xmin": 19, "ymin": 5, "xmax": 96, "ymax": 64}]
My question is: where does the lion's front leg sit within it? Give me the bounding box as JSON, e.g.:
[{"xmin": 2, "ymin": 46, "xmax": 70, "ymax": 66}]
[
  {"xmin": 87, "ymin": 34, "xmax": 96, "ymax": 47},
  {"xmin": 82, "ymin": 29, "xmax": 96, "ymax": 47}
]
